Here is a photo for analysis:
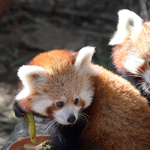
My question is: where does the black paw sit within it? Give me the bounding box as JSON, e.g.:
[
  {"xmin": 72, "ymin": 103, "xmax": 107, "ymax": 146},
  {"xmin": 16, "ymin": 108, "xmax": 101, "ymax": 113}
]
[{"xmin": 13, "ymin": 101, "xmax": 26, "ymax": 118}]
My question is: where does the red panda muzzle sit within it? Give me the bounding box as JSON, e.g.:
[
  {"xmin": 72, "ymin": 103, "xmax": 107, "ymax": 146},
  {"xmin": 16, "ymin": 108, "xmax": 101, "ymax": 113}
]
[{"xmin": 67, "ymin": 114, "xmax": 76, "ymax": 124}]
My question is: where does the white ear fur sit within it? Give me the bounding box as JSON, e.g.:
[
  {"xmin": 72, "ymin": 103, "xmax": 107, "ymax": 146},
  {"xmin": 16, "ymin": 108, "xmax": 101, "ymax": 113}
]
[
  {"xmin": 109, "ymin": 9, "xmax": 143, "ymax": 45},
  {"xmin": 15, "ymin": 65, "xmax": 47, "ymax": 100},
  {"xmin": 74, "ymin": 46, "xmax": 100, "ymax": 76}
]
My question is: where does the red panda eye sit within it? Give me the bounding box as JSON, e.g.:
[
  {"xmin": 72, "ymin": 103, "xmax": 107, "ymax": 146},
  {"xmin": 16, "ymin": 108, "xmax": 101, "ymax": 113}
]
[
  {"xmin": 74, "ymin": 98, "xmax": 79, "ymax": 105},
  {"xmin": 56, "ymin": 101, "xmax": 64, "ymax": 108}
]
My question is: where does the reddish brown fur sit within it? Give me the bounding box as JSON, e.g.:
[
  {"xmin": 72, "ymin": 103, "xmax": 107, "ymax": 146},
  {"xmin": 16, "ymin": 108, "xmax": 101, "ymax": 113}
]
[
  {"xmin": 46, "ymin": 103, "xmax": 58, "ymax": 119},
  {"xmin": 79, "ymin": 66, "xmax": 150, "ymax": 150}
]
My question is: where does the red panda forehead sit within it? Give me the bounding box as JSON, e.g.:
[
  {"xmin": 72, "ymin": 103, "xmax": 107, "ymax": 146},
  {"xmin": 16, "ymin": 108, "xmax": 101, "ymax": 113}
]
[
  {"xmin": 42, "ymin": 70, "xmax": 92, "ymax": 98},
  {"xmin": 28, "ymin": 50, "xmax": 81, "ymax": 82},
  {"xmin": 25, "ymin": 49, "xmax": 93, "ymax": 100}
]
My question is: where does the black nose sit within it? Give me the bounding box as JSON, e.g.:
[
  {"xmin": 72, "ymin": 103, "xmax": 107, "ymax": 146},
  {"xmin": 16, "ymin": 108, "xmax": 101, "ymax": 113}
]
[{"xmin": 67, "ymin": 115, "xmax": 76, "ymax": 123}]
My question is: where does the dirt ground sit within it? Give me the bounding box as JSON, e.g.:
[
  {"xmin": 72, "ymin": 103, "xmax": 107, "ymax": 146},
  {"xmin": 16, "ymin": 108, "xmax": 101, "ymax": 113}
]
[{"xmin": 0, "ymin": 0, "xmax": 120, "ymax": 148}]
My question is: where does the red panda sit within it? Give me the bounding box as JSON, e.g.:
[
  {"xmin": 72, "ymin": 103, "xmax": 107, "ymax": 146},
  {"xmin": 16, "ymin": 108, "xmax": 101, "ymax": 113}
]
[
  {"xmin": 109, "ymin": 9, "xmax": 150, "ymax": 102},
  {"xmin": 13, "ymin": 46, "xmax": 99, "ymax": 150},
  {"xmin": 13, "ymin": 46, "xmax": 150, "ymax": 150}
]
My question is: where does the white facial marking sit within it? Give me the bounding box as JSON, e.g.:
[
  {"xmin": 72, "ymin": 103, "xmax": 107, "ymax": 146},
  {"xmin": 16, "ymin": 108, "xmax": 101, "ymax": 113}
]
[
  {"xmin": 32, "ymin": 98, "xmax": 53, "ymax": 116},
  {"xmin": 54, "ymin": 105, "xmax": 80, "ymax": 125},
  {"xmin": 61, "ymin": 96, "xmax": 67, "ymax": 102},
  {"xmin": 15, "ymin": 86, "xmax": 31, "ymax": 101},
  {"xmin": 124, "ymin": 55, "xmax": 144, "ymax": 74}
]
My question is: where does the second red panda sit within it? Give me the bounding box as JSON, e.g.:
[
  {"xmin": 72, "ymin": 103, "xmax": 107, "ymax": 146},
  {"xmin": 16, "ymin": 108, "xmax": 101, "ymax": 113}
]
[
  {"xmin": 109, "ymin": 9, "xmax": 150, "ymax": 102},
  {"xmin": 13, "ymin": 46, "xmax": 150, "ymax": 150}
]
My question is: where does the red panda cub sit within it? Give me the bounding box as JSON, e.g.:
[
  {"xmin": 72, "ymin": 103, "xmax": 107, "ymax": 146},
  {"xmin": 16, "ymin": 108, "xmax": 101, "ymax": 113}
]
[
  {"xmin": 13, "ymin": 46, "xmax": 99, "ymax": 150},
  {"xmin": 13, "ymin": 46, "xmax": 150, "ymax": 150},
  {"xmin": 109, "ymin": 9, "xmax": 150, "ymax": 102}
]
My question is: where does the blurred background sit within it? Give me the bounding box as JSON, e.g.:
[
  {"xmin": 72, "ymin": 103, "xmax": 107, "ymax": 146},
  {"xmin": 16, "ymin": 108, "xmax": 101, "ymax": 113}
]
[{"xmin": 0, "ymin": 0, "xmax": 150, "ymax": 149}]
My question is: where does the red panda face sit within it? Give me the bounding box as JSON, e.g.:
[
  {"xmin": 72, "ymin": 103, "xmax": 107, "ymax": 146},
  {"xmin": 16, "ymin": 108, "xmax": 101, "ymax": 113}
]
[
  {"xmin": 15, "ymin": 47, "xmax": 100, "ymax": 125},
  {"xmin": 109, "ymin": 9, "xmax": 150, "ymax": 95}
]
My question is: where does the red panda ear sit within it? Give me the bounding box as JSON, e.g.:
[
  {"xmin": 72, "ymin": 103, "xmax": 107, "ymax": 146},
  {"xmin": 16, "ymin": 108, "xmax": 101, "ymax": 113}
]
[
  {"xmin": 109, "ymin": 9, "xmax": 143, "ymax": 46},
  {"xmin": 74, "ymin": 46, "xmax": 100, "ymax": 76},
  {"xmin": 17, "ymin": 65, "xmax": 47, "ymax": 86},
  {"xmin": 15, "ymin": 65, "xmax": 47, "ymax": 100}
]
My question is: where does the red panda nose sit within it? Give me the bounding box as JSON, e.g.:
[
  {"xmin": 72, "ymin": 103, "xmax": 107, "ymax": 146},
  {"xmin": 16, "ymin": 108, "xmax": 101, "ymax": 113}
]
[{"xmin": 67, "ymin": 115, "xmax": 76, "ymax": 123}]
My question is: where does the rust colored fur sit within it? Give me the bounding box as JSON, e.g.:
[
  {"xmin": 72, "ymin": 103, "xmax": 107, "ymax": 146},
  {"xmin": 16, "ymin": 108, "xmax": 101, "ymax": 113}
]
[{"xmin": 80, "ymin": 66, "xmax": 150, "ymax": 150}]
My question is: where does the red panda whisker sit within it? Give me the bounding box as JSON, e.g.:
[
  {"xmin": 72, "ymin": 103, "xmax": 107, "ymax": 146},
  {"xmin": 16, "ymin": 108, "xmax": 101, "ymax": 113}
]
[
  {"xmin": 143, "ymin": 91, "xmax": 150, "ymax": 98},
  {"xmin": 137, "ymin": 85, "xmax": 144, "ymax": 91},
  {"xmin": 79, "ymin": 113, "xmax": 89, "ymax": 122},
  {"xmin": 137, "ymin": 68, "xmax": 144, "ymax": 72},
  {"xmin": 54, "ymin": 121, "xmax": 61, "ymax": 128},
  {"xmin": 78, "ymin": 115, "xmax": 86, "ymax": 124},
  {"xmin": 144, "ymin": 86, "xmax": 150, "ymax": 93},
  {"xmin": 78, "ymin": 115, "xmax": 85, "ymax": 124},
  {"xmin": 79, "ymin": 113, "xmax": 90, "ymax": 124},
  {"xmin": 77, "ymin": 116, "xmax": 88, "ymax": 129},
  {"xmin": 136, "ymin": 84, "xmax": 143, "ymax": 90},
  {"xmin": 77, "ymin": 118, "xmax": 86, "ymax": 126},
  {"xmin": 136, "ymin": 80, "xmax": 144, "ymax": 86},
  {"xmin": 137, "ymin": 69, "xmax": 144, "ymax": 74},
  {"xmin": 45, "ymin": 120, "xmax": 57, "ymax": 134},
  {"xmin": 144, "ymin": 88, "xmax": 149, "ymax": 94},
  {"xmin": 134, "ymin": 71, "xmax": 142, "ymax": 76},
  {"xmin": 81, "ymin": 112, "xmax": 90, "ymax": 122},
  {"xmin": 126, "ymin": 74, "xmax": 142, "ymax": 78}
]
